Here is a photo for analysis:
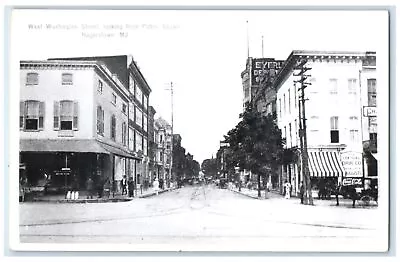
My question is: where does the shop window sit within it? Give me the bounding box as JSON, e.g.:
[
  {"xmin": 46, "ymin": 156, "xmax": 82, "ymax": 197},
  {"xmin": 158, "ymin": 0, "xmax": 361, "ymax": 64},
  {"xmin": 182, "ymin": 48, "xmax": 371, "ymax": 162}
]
[{"xmin": 368, "ymin": 79, "xmax": 377, "ymax": 106}]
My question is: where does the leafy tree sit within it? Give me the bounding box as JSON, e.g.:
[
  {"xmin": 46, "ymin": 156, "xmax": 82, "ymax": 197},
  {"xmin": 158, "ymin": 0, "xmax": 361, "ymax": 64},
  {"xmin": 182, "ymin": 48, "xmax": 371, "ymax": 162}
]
[
  {"xmin": 201, "ymin": 158, "xmax": 218, "ymax": 179},
  {"xmin": 224, "ymin": 103, "xmax": 284, "ymax": 197}
]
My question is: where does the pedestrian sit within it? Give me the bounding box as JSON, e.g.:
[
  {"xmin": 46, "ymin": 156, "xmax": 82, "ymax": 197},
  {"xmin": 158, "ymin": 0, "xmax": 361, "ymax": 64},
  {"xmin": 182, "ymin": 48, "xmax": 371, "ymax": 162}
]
[
  {"xmin": 103, "ymin": 178, "xmax": 111, "ymax": 198},
  {"xmin": 86, "ymin": 177, "xmax": 94, "ymax": 199},
  {"xmin": 128, "ymin": 177, "xmax": 134, "ymax": 197},
  {"xmin": 284, "ymin": 180, "xmax": 291, "ymax": 199},
  {"xmin": 121, "ymin": 175, "xmax": 127, "ymax": 195},
  {"xmin": 299, "ymin": 181, "xmax": 305, "ymax": 204},
  {"xmin": 335, "ymin": 182, "xmax": 342, "ymax": 206},
  {"xmin": 153, "ymin": 178, "xmax": 159, "ymax": 195}
]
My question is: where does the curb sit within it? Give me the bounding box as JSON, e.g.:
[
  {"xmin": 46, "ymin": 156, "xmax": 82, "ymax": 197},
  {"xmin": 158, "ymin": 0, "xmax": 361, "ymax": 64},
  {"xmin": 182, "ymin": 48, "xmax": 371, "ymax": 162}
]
[
  {"xmin": 138, "ymin": 187, "xmax": 177, "ymax": 198},
  {"xmin": 30, "ymin": 198, "xmax": 133, "ymax": 203},
  {"xmin": 229, "ymin": 188, "xmax": 260, "ymax": 199}
]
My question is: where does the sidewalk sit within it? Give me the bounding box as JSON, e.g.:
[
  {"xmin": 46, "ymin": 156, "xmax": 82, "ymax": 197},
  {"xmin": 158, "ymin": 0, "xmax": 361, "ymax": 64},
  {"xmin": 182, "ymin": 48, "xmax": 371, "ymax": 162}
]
[
  {"xmin": 229, "ymin": 187, "xmax": 378, "ymax": 208},
  {"xmin": 27, "ymin": 187, "xmax": 176, "ymax": 203}
]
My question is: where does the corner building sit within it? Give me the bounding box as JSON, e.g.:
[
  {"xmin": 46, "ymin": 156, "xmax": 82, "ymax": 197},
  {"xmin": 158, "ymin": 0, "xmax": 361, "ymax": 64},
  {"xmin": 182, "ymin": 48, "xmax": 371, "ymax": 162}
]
[{"xmin": 274, "ymin": 50, "xmax": 378, "ymax": 196}]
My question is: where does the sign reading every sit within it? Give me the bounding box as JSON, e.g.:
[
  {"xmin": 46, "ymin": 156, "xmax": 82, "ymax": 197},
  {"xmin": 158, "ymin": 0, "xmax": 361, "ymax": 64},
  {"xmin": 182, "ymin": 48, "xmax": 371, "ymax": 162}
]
[{"xmin": 251, "ymin": 58, "xmax": 284, "ymax": 85}]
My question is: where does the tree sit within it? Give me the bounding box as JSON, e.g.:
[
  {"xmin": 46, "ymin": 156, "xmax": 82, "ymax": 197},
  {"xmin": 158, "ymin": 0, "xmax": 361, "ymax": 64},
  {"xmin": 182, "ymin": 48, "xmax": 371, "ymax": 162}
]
[
  {"xmin": 201, "ymin": 158, "xmax": 218, "ymax": 179},
  {"xmin": 224, "ymin": 103, "xmax": 284, "ymax": 197}
]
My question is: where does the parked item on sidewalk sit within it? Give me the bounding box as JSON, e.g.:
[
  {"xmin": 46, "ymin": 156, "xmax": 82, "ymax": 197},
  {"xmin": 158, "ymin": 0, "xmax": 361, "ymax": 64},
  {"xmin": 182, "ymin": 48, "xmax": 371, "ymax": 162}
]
[{"xmin": 284, "ymin": 181, "xmax": 291, "ymax": 199}]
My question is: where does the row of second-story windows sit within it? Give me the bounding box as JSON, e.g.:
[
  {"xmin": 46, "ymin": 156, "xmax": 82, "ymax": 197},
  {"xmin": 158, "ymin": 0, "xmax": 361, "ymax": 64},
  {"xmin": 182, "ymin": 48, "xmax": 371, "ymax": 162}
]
[
  {"xmin": 283, "ymin": 116, "xmax": 363, "ymax": 147},
  {"xmin": 25, "ymin": 72, "xmax": 73, "ymax": 86},
  {"xmin": 96, "ymin": 106, "xmax": 128, "ymax": 146},
  {"xmin": 20, "ymin": 100, "xmax": 79, "ymax": 131}
]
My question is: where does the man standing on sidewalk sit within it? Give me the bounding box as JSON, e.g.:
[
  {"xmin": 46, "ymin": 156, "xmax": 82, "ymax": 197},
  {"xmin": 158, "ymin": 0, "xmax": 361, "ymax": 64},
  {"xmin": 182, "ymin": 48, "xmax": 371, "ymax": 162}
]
[{"xmin": 299, "ymin": 181, "xmax": 305, "ymax": 204}]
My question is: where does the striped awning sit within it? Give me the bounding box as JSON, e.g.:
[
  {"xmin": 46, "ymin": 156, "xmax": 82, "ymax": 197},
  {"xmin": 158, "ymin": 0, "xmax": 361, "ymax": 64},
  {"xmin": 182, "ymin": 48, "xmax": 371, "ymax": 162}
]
[{"xmin": 307, "ymin": 151, "xmax": 345, "ymax": 177}]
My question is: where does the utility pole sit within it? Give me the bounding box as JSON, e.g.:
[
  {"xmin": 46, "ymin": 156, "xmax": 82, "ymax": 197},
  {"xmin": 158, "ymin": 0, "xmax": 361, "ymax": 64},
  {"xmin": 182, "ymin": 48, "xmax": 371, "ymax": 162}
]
[
  {"xmin": 294, "ymin": 59, "xmax": 313, "ymax": 205},
  {"xmin": 165, "ymin": 82, "xmax": 174, "ymax": 188}
]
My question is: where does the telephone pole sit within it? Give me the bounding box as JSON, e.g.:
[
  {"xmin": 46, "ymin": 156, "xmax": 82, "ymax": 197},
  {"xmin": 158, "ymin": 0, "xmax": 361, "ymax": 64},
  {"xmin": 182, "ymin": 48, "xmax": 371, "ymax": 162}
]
[
  {"xmin": 294, "ymin": 59, "xmax": 313, "ymax": 205},
  {"xmin": 165, "ymin": 82, "xmax": 174, "ymax": 188}
]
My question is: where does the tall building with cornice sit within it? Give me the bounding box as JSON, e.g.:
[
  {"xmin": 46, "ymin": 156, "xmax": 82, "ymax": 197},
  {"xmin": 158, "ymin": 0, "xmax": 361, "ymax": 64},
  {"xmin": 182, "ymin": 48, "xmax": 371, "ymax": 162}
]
[
  {"xmin": 274, "ymin": 50, "xmax": 377, "ymax": 196},
  {"xmin": 19, "ymin": 59, "xmax": 136, "ymax": 196}
]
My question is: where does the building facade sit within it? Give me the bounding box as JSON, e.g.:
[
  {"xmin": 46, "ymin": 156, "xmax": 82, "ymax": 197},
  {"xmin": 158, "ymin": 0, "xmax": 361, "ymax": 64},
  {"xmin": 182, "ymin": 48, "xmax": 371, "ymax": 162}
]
[
  {"xmin": 154, "ymin": 117, "xmax": 173, "ymax": 188},
  {"xmin": 20, "ymin": 60, "xmax": 135, "ymax": 194},
  {"xmin": 274, "ymin": 50, "xmax": 377, "ymax": 195}
]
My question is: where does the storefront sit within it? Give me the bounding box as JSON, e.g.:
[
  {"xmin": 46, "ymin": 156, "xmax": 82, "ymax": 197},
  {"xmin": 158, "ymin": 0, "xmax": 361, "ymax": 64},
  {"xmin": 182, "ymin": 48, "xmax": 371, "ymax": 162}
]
[{"xmin": 20, "ymin": 139, "xmax": 138, "ymax": 197}]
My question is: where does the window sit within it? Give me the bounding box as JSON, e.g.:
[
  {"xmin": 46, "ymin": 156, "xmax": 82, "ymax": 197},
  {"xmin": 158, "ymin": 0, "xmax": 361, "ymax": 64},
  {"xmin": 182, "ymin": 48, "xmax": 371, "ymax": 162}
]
[
  {"xmin": 309, "ymin": 78, "xmax": 317, "ymax": 94},
  {"xmin": 96, "ymin": 106, "xmax": 104, "ymax": 135},
  {"xmin": 98, "ymin": 80, "xmax": 103, "ymax": 94},
  {"xmin": 289, "ymin": 123, "xmax": 292, "ymax": 147},
  {"xmin": 288, "ymin": 91, "xmax": 291, "ymax": 114},
  {"xmin": 160, "ymin": 152, "xmax": 164, "ymax": 162},
  {"xmin": 129, "ymin": 75, "xmax": 135, "ymax": 94},
  {"xmin": 283, "ymin": 94, "xmax": 286, "ymax": 115},
  {"xmin": 111, "ymin": 115, "xmax": 116, "ymax": 141},
  {"xmin": 329, "ymin": 79, "xmax": 338, "ymax": 95},
  {"xmin": 143, "ymin": 138, "xmax": 148, "ymax": 156},
  {"xmin": 135, "ymin": 108, "xmax": 143, "ymax": 128},
  {"xmin": 330, "ymin": 116, "xmax": 339, "ymax": 143},
  {"xmin": 129, "ymin": 103, "xmax": 135, "ymax": 121},
  {"xmin": 349, "ymin": 129, "xmax": 359, "ymax": 143},
  {"xmin": 111, "ymin": 93, "xmax": 117, "ymax": 105},
  {"xmin": 20, "ymin": 100, "xmax": 44, "ymax": 130},
  {"xmin": 348, "ymin": 79, "xmax": 357, "ymax": 94},
  {"xmin": 135, "ymin": 86, "xmax": 143, "ymax": 105},
  {"xmin": 62, "ymin": 73, "xmax": 73, "ymax": 85},
  {"xmin": 129, "ymin": 128, "xmax": 134, "ymax": 151},
  {"xmin": 26, "ymin": 73, "xmax": 39, "ymax": 85},
  {"xmin": 143, "ymin": 96, "xmax": 148, "ymax": 110},
  {"xmin": 143, "ymin": 115, "xmax": 148, "ymax": 132},
  {"xmin": 135, "ymin": 131, "xmax": 143, "ymax": 152},
  {"xmin": 122, "ymin": 122, "xmax": 127, "ymax": 145},
  {"xmin": 122, "ymin": 103, "xmax": 127, "ymax": 115},
  {"xmin": 293, "ymin": 83, "xmax": 298, "ymax": 109},
  {"xmin": 368, "ymin": 79, "xmax": 377, "ymax": 106},
  {"xmin": 53, "ymin": 100, "xmax": 78, "ymax": 131}
]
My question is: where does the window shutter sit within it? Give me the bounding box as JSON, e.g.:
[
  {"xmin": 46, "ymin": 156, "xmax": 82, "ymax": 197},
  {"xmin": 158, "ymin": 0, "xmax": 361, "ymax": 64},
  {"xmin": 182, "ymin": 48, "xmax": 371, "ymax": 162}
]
[
  {"xmin": 73, "ymin": 101, "xmax": 79, "ymax": 130},
  {"xmin": 20, "ymin": 101, "xmax": 25, "ymax": 129},
  {"xmin": 97, "ymin": 106, "xmax": 101, "ymax": 134},
  {"xmin": 53, "ymin": 101, "xmax": 60, "ymax": 130},
  {"xmin": 101, "ymin": 109, "xmax": 105, "ymax": 135},
  {"xmin": 38, "ymin": 102, "xmax": 45, "ymax": 130}
]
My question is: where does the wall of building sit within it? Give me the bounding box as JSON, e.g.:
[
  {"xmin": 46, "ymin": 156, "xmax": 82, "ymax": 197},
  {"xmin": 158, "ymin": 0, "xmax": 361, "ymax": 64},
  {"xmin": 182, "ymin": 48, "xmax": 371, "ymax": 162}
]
[{"xmin": 20, "ymin": 67, "xmax": 95, "ymax": 140}]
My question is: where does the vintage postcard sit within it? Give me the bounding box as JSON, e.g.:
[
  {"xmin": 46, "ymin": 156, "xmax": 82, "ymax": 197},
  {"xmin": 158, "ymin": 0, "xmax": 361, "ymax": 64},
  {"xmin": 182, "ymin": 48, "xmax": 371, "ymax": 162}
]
[{"xmin": 7, "ymin": 7, "xmax": 390, "ymax": 253}]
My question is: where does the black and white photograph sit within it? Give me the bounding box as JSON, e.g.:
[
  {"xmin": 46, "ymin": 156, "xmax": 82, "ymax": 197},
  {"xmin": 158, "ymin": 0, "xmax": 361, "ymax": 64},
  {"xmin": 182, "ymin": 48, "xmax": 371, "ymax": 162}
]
[{"xmin": 6, "ymin": 4, "xmax": 391, "ymax": 254}]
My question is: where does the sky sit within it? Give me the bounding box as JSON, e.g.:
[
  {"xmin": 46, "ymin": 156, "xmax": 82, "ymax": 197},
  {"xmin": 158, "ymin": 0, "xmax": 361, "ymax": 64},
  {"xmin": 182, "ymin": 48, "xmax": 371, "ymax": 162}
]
[{"xmin": 10, "ymin": 9, "xmax": 388, "ymax": 164}]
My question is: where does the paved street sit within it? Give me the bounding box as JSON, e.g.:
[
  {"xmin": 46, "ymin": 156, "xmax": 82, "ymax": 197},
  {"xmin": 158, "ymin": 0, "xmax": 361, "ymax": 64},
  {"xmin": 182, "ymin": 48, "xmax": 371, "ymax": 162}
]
[{"xmin": 19, "ymin": 185, "xmax": 386, "ymax": 251}]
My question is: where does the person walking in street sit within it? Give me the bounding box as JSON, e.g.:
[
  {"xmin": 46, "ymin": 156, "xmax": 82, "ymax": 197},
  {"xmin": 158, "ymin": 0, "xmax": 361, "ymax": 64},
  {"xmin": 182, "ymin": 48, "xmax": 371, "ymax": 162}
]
[
  {"xmin": 284, "ymin": 180, "xmax": 291, "ymax": 199},
  {"xmin": 86, "ymin": 177, "xmax": 94, "ymax": 199},
  {"xmin": 153, "ymin": 178, "xmax": 160, "ymax": 195},
  {"xmin": 121, "ymin": 175, "xmax": 127, "ymax": 195}
]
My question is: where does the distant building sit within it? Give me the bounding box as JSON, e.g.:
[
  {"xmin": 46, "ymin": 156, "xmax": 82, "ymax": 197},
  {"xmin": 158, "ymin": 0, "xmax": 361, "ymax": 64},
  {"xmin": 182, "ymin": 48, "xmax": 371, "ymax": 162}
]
[
  {"xmin": 274, "ymin": 50, "xmax": 377, "ymax": 195},
  {"xmin": 154, "ymin": 117, "xmax": 173, "ymax": 188}
]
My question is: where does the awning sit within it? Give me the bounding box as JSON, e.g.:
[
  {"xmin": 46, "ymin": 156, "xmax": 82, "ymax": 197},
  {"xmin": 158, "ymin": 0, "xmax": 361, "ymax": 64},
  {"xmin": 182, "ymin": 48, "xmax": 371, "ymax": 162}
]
[
  {"xmin": 20, "ymin": 139, "xmax": 139, "ymax": 159},
  {"xmin": 307, "ymin": 151, "xmax": 345, "ymax": 177}
]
